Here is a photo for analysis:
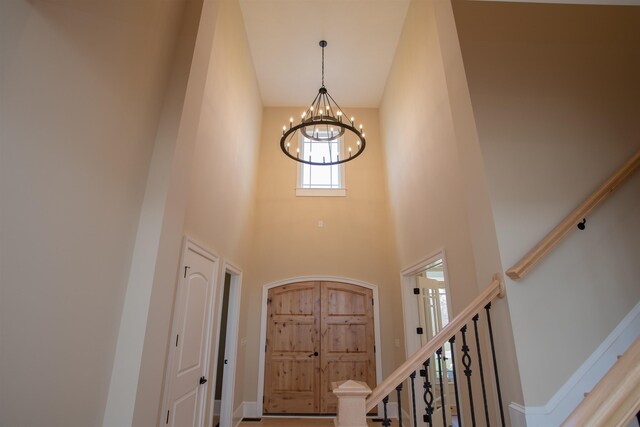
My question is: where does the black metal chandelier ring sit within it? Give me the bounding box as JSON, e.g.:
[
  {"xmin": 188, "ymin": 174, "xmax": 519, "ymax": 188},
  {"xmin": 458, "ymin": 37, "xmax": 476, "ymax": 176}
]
[
  {"xmin": 278, "ymin": 40, "xmax": 366, "ymax": 166},
  {"xmin": 280, "ymin": 120, "xmax": 366, "ymax": 166},
  {"xmin": 300, "ymin": 117, "xmax": 347, "ymax": 141}
]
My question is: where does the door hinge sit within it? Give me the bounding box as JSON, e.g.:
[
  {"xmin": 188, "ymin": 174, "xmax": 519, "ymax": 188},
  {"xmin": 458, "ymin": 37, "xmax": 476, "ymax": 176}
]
[
  {"xmin": 265, "ymin": 344, "xmax": 267, "ymax": 353},
  {"xmin": 267, "ymin": 298, "xmax": 271, "ymax": 304},
  {"xmin": 175, "ymin": 334, "xmax": 179, "ymax": 347},
  {"xmin": 183, "ymin": 265, "xmax": 190, "ymax": 278},
  {"xmin": 413, "ymin": 288, "xmax": 420, "ymax": 295},
  {"xmin": 166, "ymin": 410, "xmax": 170, "ymax": 424},
  {"xmin": 374, "ymin": 345, "xmax": 376, "ymax": 353},
  {"xmin": 416, "ymin": 327, "xmax": 424, "ymax": 335},
  {"xmin": 372, "ymin": 298, "xmax": 374, "ymax": 306}
]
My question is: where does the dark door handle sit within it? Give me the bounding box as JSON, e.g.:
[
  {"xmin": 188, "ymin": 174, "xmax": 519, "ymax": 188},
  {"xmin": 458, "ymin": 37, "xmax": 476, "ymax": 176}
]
[
  {"xmin": 224, "ymin": 359, "xmax": 228, "ymax": 365},
  {"xmin": 199, "ymin": 376, "xmax": 207, "ymax": 385},
  {"xmin": 308, "ymin": 351, "xmax": 319, "ymax": 357}
]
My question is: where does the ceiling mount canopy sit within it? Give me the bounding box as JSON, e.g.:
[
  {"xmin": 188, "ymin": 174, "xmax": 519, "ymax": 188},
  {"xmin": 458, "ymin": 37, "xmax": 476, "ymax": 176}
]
[{"xmin": 280, "ymin": 40, "xmax": 366, "ymax": 166}]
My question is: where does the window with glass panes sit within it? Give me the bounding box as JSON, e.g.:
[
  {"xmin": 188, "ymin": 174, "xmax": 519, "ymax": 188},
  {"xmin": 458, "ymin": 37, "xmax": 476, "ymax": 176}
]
[{"xmin": 299, "ymin": 133, "xmax": 344, "ymax": 189}]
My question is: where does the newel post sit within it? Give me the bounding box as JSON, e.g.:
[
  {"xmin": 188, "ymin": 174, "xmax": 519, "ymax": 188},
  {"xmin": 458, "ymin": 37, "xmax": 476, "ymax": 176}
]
[{"xmin": 332, "ymin": 380, "xmax": 372, "ymax": 427}]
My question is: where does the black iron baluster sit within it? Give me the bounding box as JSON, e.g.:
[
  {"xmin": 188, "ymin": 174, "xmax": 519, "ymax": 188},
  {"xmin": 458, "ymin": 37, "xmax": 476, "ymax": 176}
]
[
  {"xmin": 461, "ymin": 325, "xmax": 477, "ymax": 427},
  {"xmin": 396, "ymin": 382, "xmax": 404, "ymax": 427},
  {"xmin": 422, "ymin": 359, "xmax": 434, "ymax": 427},
  {"xmin": 449, "ymin": 336, "xmax": 463, "ymax": 427},
  {"xmin": 410, "ymin": 371, "xmax": 418, "ymax": 427},
  {"xmin": 485, "ymin": 303, "xmax": 506, "ymax": 427},
  {"xmin": 436, "ymin": 348, "xmax": 448, "ymax": 427},
  {"xmin": 382, "ymin": 395, "xmax": 391, "ymax": 427},
  {"xmin": 473, "ymin": 314, "xmax": 491, "ymax": 427}
]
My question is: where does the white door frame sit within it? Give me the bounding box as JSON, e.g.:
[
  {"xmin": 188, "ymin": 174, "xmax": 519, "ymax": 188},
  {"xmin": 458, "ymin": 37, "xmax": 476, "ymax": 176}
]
[
  {"xmin": 207, "ymin": 260, "xmax": 243, "ymax": 427},
  {"xmin": 400, "ymin": 249, "xmax": 457, "ymax": 426},
  {"xmin": 160, "ymin": 237, "xmax": 220, "ymax": 427},
  {"xmin": 399, "ymin": 249, "xmax": 452, "ymax": 359},
  {"xmin": 256, "ymin": 276, "xmax": 383, "ymax": 416}
]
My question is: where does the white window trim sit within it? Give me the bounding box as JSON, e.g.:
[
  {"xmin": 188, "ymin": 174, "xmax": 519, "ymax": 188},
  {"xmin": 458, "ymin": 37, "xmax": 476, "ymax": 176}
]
[{"xmin": 295, "ymin": 187, "xmax": 346, "ymax": 197}]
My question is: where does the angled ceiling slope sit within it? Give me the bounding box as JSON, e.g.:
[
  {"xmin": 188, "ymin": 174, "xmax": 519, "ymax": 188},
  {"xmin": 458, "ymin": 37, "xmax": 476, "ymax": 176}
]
[{"xmin": 239, "ymin": 0, "xmax": 410, "ymax": 108}]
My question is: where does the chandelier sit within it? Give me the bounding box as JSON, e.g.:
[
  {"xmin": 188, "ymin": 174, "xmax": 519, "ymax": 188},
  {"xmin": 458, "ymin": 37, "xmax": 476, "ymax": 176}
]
[{"xmin": 280, "ymin": 40, "xmax": 366, "ymax": 165}]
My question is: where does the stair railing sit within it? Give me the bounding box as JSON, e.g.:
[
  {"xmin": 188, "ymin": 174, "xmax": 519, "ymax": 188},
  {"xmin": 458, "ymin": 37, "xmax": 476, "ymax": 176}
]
[
  {"xmin": 333, "ymin": 275, "xmax": 506, "ymax": 427},
  {"xmin": 561, "ymin": 335, "xmax": 640, "ymax": 427},
  {"xmin": 506, "ymin": 148, "xmax": 640, "ymax": 280}
]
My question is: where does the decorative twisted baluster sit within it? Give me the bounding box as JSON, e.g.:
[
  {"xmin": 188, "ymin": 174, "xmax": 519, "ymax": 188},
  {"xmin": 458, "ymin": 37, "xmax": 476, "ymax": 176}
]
[
  {"xmin": 382, "ymin": 395, "xmax": 391, "ymax": 427},
  {"xmin": 485, "ymin": 303, "xmax": 506, "ymax": 427},
  {"xmin": 461, "ymin": 325, "xmax": 477, "ymax": 427},
  {"xmin": 410, "ymin": 371, "xmax": 418, "ymax": 427},
  {"xmin": 472, "ymin": 314, "xmax": 491, "ymax": 426},
  {"xmin": 396, "ymin": 382, "xmax": 404, "ymax": 427},
  {"xmin": 436, "ymin": 348, "xmax": 447, "ymax": 427},
  {"xmin": 422, "ymin": 358, "xmax": 434, "ymax": 426},
  {"xmin": 449, "ymin": 336, "xmax": 463, "ymax": 427}
]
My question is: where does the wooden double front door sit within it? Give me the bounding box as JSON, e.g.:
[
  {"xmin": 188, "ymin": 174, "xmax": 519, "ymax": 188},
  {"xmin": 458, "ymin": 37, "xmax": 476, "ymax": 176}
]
[{"xmin": 264, "ymin": 281, "xmax": 376, "ymax": 414}]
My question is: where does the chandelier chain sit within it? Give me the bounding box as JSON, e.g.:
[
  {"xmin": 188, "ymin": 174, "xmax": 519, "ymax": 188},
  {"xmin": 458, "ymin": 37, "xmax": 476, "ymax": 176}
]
[{"xmin": 321, "ymin": 43, "xmax": 325, "ymax": 87}]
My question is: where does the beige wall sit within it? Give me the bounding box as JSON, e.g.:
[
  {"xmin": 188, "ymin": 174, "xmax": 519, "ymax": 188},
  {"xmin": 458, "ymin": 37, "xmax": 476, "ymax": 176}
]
[
  {"xmin": 379, "ymin": 0, "xmax": 523, "ymax": 419},
  {"xmin": 0, "ymin": 0, "xmax": 189, "ymax": 425},
  {"xmin": 453, "ymin": 1, "xmax": 640, "ymax": 406},
  {"xmin": 241, "ymin": 107, "xmax": 403, "ymax": 403},
  {"xmin": 183, "ymin": 0, "xmax": 262, "ymax": 265}
]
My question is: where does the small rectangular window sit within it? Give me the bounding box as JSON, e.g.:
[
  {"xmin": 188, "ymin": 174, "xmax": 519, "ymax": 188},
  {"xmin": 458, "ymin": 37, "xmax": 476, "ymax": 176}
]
[{"xmin": 296, "ymin": 132, "xmax": 345, "ymax": 196}]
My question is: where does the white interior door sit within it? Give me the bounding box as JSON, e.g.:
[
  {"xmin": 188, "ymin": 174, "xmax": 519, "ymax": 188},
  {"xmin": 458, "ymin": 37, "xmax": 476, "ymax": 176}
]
[{"xmin": 163, "ymin": 242, "xmax": 217, "ymax": 427}]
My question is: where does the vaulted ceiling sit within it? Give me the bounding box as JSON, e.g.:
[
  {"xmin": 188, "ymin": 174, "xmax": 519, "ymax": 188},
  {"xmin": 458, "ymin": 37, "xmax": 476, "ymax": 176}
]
[{"xmin": 239, "ymin": 0, "xmax": 410, "ymax": 107}]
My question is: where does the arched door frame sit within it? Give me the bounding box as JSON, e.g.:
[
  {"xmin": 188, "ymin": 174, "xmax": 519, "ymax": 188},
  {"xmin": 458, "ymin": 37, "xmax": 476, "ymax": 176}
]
[{"xmin": 256, "ymin": 276, "xmax": 383, "ymax": 416}]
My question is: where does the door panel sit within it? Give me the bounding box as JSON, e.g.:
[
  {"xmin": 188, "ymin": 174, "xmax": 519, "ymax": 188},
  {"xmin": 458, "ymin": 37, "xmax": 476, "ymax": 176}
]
[
  {"xmin": 166, "ymin": 246, "xmax": 216, "ymax": 427},
  {"xmin": 177, "ymin": 275, "xmax": 209, "ymax": 373},
  {"xmin": 264, "ymin": 282, "xmax": 321, "ymax": 413},
  {"xmin": 264, "ymin": 281, "xmax": 376, "ymax": 415},
  {"xmin": 170, "ymin": 389, "xmax": 198, "ymax": 427},
  {"xmin": 320, "ymin": 282, "xmax": 376, "ymax": 413}
]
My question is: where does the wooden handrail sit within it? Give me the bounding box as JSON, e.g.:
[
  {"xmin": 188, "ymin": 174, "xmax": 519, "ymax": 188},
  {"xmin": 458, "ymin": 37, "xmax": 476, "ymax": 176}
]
[
  {"xmin": 365, "ymin": 275, "xmax": 505, "ymax": 411},
  {"xmin": 561, "ymin": 335, "xmax": 640, "ymax": 427},
  {"xmin": 506, "ymin": 149, "xmax": 640, "ymax": 280}
]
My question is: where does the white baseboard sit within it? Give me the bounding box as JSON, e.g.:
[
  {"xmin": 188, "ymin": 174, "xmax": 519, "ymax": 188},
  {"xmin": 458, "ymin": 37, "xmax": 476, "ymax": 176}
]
[
  {"xmin": 232, "ymin": 402, "xmax": 245, "ymax": 427},
  {"xmin": 242, "ymin": 401, "xmax": 260, "ymax": 418},
  {"xmin": 508, "ymin": 402, "xmax": 528, "ymax": 427},
  {"xmin": 509, "ymin": 301, "xmax": 640, "ymax": 427}
]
